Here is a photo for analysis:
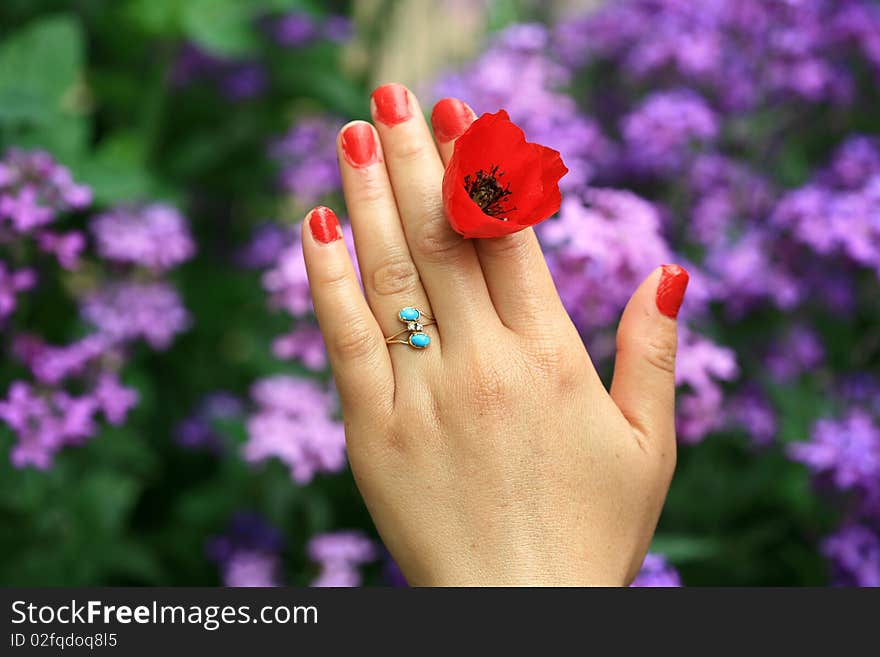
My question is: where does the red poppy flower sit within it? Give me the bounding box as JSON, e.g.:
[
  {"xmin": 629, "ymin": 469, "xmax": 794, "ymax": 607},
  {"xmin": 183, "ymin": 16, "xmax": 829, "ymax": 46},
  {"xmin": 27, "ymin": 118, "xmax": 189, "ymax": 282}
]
[{"xmin": 441, "ymin": 110, "xmax": 568, "ymax": 238}]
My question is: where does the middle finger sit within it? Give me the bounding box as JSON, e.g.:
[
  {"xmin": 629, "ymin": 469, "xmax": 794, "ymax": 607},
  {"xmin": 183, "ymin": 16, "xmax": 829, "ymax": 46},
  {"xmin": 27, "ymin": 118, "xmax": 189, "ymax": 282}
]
[{"xmin": 370, "ymin": 83, "xmax": 498, "ymax": 343}]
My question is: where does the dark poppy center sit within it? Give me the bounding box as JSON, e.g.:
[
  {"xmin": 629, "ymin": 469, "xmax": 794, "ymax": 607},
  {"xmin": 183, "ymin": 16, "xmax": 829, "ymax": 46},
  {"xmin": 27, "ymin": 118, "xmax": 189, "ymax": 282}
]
[{"xmin": 464, "ymin": 165, "xmax": 513, "ymax": 219}]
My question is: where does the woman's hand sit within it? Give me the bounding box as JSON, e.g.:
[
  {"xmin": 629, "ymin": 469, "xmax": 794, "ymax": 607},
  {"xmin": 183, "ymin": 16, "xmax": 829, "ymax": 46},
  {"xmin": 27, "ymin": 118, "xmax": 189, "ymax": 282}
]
[{"xmin": 300, "ymin": 83, "xmax": 689, "ymax": 586}]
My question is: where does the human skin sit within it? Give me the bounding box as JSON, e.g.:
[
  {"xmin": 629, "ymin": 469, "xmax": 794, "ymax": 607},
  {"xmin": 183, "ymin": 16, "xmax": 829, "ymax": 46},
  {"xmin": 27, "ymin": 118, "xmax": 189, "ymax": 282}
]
[{"xmin": 300, "ymin": 84, "xmax": 689, "ymax": 586}]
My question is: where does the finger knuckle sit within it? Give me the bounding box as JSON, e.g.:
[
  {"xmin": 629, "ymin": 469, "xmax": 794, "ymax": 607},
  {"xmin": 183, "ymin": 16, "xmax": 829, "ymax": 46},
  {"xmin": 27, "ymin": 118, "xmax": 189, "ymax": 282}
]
[
  {"xmin": 330, "ymin": 321, "xmax": 380, "ymax": 362},
  {"xmin": 479, "ymin": 231, "xmax": 531, "ymax": 260},
  {"xmin": 353, "ymin": 177, "xmax": 390, "ymax": 207},
  {"xmin": 371, "ymin": 254, "xmax": 421, "ymax": 297},
  {"xmin": 412, "ymin": 204, "xmax": 465, "ymax": 263},
  {"xmin": 388, "ymin": 135, "xmax": 430, "ymax": 163},
  {"xmin": 641, "ymin": 335, "xmax": 678, "ymax": 375},
  {"xmin": 525, "ymin": 339, "xmax": 582, "ymax": 390},
  {"xmin": 317, "ymin": 263, "xmax": 352, "ymax": 293}
]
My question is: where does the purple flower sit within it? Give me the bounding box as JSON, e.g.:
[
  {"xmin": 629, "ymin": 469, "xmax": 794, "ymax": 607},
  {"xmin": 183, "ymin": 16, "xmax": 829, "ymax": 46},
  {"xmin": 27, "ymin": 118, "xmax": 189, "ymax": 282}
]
[
  {"xmin": 539, "ymin": 188, "xmax": 671, "ymax": 331},
  {"xmin": 272, "ymin": 323, "xmax": 327, "ymax": 370},
  {"xmin": 271, "ymin": 13, "xmax": 316, "ymax": 46},
  {"xmin": 308, "ymin": 531, "xmax": 376, "ymax": 587},
  {"xmin": 81, "ymin": 281, "xmax": 191, "ymax": 350},
  {"xmin": 262, "ymin": 233, "xmax": 311, "ymax": 317},
  {"xmin": 675, "ymin": 329, "xmax": 739, "ymax": 443},
  {"xmin": 620, "ymin": 89, "xmax": 718, "ymax": 173},
  {"xmin": 271, "ymin": 117, "xmax": 343, "ymax": 205},
  {"xmin": 822, "ymin": 524, "xmax": 880, "ymax": 587},
  {"xmin": 223, "ymin": 551, "xmax": 281, "ymax": 587},
  {"xmin": 765, "ymin": 325, "xmax": 825, "ymax": 383},
  {"xmin": 0, "ymin": 261, "xmax": 36, "ymax": 321},
  {"xmin": 0, "ymin": 149, "xmax": 91, "ymax": 233},
  {"xmin": 0, "ymin": 376, "xmax": 134, "ymax": 470},
  {"xmin": 16, "ymin": 333, "xmax": 111, "ymax": 385},
  {"xmin": 788, "ymin": 409, "xmax": 880, "ymax": 496},
  {"xmin": 702, "ymin": 228, "xmax": 802, "ymax": 315},
  {"xmin": 687, "ymin": 154, "xmax": 775, "ymax": 247},
  {"xmin": 93, "ymin": 373, "xmax": 138, "ymax": 426},
  {"xmin": 727, "ymin": 388, "xmax": 778, "ymax": 446},
  {"xmin": 630, "ymin": 554, "xmax": 682, "ymax": 587},
  {"xmin": 90, "ymin": 204, "xmax": 195, "ymax": 272},
  {"xmin": 243, "ymin": 376, "xmax": 346, "ymax": 484},
  {"xmin": 236, "ymin": 222, "xmax": 293, "ymax": 269},
  {"xmin": 36, "ymin": 230, "xmax": 85, "ymax": 270},
  {"xmin": 207, "ymin": 513, "xmax": 284, "ymax": 587}
]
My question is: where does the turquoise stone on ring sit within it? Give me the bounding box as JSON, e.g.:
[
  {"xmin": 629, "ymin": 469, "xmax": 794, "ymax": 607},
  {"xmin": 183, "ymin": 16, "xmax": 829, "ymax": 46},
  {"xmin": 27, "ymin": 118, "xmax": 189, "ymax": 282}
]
[
  {"xmin": 408, "ymin": 332, "xmax": 430, "ymax": 349},
  {"xmin": 399, "ymin": 307, "xmax": 420, "ymax": 322}
]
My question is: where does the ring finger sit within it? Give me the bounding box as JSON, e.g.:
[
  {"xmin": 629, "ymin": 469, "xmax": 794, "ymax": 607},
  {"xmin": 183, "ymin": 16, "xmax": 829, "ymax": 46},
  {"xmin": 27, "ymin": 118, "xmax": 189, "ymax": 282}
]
[{"xmin": 337, "ymin": 120, "xmax": 441, "ymax": 363}]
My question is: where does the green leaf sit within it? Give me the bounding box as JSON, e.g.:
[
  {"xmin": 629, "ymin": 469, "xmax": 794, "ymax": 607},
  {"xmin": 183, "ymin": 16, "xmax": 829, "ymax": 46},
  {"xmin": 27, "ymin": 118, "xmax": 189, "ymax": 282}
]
[
  {"xmin": 0, "ymin": 14, "xmax": 85, "ymax": 124},
  {"xmin": 182, "ymin": 0, "xmax": 260, "ymax": 58},
  {"xmin": 73, "ymin": 132, "xmax": 159, "ymax": 204},
  {"xmin": 125, "ymin": 0, "xmax": 185, "ymax": 36}
]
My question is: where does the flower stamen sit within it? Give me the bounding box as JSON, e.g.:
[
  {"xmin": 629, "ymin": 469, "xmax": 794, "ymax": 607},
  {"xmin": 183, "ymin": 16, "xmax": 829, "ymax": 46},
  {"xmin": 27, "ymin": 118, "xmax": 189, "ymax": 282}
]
[{"xmin": 464, "ymin": 165, "xmax": 514, "ymax": 219}]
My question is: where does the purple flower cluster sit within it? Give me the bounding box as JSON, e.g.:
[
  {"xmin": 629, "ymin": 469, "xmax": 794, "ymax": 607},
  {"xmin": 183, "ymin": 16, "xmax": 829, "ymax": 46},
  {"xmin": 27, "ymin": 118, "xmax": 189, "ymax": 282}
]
[
  {"xmin": 788, "ymin": 407, "xmax": 880, "ymax": 585},
  {"xmin": 0, "ymin": 149, "xmax": 91, "ymax": 233},
  {"xmin": 620, "ymin": 90, "xmax": 718, "ymax": 173},
  {"xmin": 243, "ymin": 375, "xmax": 346, "ymax": 484},
  {"xmin": 91, "ymin": 204, "xmax": 195, "ymax": 271},
  {"xmin": 0, "ymin": 149, "xmax": 89, "ymax": 279},
  {"xmin": 81, "ymin": 281, "xmax": 190, "ymax": 350},
  {"xmin": 557, "ymin": 0, "xmax": 880, "ymax": 111},
  {"xmin": 630, "ymin": 554, "xmax": 683, "ymax": 587},
  {"xmin": 0, "ymin": 376, "xmax": 136, "ymax": 469},
  {"xmin": 0, "ymin": 149, "xmax": 192, "ymax": 468},
  {"xmin": 270, "ymin": 117, "xmax": 343, "ymax": 206},
  {"xmin": 822, "ymin": 525, "xmax": 880, "ymax": 588},
  {"xmin": 308, "ymin": 531, "xmax": 377, "ymax": 587},
  {"xmin": 789, "ymin": 410, "xmax": 880, "ymax": 505},
  {"xmin": 207, "ymin": 513, "xmax": 284, "ymax": 587},
  {"xmin": 774, "ymin": 137, "xmax": 880, "ymax": 279}
]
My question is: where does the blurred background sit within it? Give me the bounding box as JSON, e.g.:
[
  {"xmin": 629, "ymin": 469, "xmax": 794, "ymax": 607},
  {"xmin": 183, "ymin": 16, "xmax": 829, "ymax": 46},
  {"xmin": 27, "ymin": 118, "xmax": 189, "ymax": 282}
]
[{"xmin": 0, "ymin": 0, "xmax": 878, "ymax": 587}]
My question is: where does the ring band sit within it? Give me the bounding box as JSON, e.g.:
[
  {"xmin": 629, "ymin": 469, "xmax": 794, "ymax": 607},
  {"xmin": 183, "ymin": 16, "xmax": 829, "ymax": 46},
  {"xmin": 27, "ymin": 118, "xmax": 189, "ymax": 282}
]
[{"xmin": 385, "ymin": 307, "xmax": 434, "ymax": 349}]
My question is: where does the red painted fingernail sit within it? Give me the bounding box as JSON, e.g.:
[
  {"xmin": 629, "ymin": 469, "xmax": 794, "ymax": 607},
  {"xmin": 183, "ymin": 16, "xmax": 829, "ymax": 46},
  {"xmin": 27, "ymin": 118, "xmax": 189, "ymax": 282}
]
[
  {"xmin": 371, "ymin": 83, "xmax": 412, "ymax": 126},
  {"xmin": 431, "ymin": 98, "xmax": 473, "ymax": 142},
  {"xmin": 340, "ymin": 122, "xmax": 378, "ymax": 168},
  {"xmin": 656, "ymin": 264, "xmax": 690, "ymax": 318},
  {"xmin": 309, "ymin": 206, "xmax": 341, "ymax": 244}
]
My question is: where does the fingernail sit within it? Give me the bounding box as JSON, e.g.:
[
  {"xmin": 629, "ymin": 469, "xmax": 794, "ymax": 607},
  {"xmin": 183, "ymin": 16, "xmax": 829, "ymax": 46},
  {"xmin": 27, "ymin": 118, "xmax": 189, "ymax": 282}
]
[
  {"xmin": 656, "ymin": 264, "xmax": 690, "ymax": 318},
  {"xmin": 309, "ymin": 206, "xmax": 342, "ymax": 244},
  {"xmin": 431, "ymin": 98, "xmax": 473, "ymax": 142},
  {"xmin": 340, "ymin": 122, "xmax": 378, "ymax": 168},
  {"xmin": 371, "ymin": 83, "xmax": 412, "ymax": 126}
]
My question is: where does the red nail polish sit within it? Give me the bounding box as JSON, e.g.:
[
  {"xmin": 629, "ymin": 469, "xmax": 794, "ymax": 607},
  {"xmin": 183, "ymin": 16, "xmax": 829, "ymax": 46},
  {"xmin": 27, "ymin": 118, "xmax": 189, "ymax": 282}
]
[
  {"xmin": 431, "ymin": 98, "xmax": 474, "ymax": 143},
  {"xmin": 656, "ymin": 264, "xmax": 690, "ymax": 318},
  {"xmin": 371, "ymin": 83, "xmax": 412, "ymax": 126},
  {"xmin": 341, "ymin": 122, "xmax": 378, "ymax": 168},
  {"xmin": 309, "ymin": 206, "xmax": 341, "ymax": 244}
]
